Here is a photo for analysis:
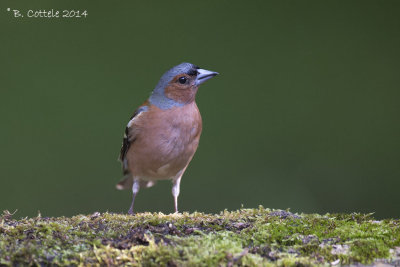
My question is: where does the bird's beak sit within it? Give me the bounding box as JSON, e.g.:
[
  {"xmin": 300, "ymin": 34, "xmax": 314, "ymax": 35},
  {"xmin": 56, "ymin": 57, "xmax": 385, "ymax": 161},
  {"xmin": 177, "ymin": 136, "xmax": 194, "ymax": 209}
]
[{"xmin": 196, "ymin": 69, "xmax": 219, "ymax": 86}]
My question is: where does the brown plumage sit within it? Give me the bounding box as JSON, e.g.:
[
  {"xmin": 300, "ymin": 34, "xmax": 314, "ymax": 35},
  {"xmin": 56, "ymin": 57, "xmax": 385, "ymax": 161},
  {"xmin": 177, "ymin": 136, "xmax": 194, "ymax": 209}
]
[{"xmin": 117, "ymin": 62, "xmax": 218, "ymax": 214}]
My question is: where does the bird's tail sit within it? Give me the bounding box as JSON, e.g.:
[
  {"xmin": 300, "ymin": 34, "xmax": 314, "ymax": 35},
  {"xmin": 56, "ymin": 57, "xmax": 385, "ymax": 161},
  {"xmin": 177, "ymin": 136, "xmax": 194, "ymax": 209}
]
[
  {"xmin": 116, "ymin": 175, "xmax": 157, "ymax": 190},
  {"xmin": 116, "ymin": 174, "xmax": 133, "ymax": 190}
]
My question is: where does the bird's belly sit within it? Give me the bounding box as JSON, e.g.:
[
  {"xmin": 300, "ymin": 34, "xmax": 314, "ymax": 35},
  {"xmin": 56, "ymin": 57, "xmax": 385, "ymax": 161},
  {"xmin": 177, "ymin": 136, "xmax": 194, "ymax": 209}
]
[{"xmin": 130, "ymin": 123, "xmax": 200, "ymax": 180}]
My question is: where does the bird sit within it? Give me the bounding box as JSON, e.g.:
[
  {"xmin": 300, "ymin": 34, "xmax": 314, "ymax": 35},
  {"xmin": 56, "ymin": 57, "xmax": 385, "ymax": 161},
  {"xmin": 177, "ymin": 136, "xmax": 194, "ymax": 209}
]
[{"xmin": 117, "ymin": 62, "xmax": 218, "ymax": 214}]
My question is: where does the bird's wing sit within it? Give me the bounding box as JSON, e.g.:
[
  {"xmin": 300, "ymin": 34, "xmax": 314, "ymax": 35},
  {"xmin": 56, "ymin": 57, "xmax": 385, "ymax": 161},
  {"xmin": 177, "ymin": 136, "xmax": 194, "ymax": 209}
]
[{"xmin": 119, "ymin": 103, "xmax": 149, "ymax": 175}]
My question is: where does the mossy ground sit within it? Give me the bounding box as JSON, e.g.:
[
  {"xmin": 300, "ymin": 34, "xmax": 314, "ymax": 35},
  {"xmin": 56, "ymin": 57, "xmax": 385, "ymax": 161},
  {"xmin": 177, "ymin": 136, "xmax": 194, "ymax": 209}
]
[{"xmin": 1, "ymin": 207, "xmax": 399, "ymax": 266}]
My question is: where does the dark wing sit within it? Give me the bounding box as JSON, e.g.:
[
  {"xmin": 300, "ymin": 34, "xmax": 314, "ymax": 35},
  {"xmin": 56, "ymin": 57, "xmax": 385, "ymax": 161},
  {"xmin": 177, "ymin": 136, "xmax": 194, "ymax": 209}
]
[{"xmin": 119, "ymin": 104, "xmax": 149, "ymax": 174}]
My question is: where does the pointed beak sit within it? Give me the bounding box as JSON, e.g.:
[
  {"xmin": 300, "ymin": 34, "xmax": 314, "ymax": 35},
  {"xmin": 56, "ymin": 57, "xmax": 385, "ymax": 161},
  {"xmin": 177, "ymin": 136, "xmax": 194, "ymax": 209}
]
[{"xmin": 195, "ymin": 68, "xmax": 219, "ymax": 86}]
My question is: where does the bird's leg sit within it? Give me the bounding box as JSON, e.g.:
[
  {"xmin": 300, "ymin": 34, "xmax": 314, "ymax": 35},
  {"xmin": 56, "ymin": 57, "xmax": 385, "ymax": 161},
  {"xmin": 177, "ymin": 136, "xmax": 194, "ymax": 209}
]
[
  {"xmin": 128, "ymin": 178, "xmax": 140, "ymax": 215},
  {"xmin": 172, "ymin": 176, "xmax": 182, "ymax": 213}
]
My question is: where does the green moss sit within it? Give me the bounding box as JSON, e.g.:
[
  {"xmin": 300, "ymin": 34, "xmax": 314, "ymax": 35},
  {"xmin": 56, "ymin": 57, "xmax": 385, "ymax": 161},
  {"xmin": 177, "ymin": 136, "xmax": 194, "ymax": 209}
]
[{"xmin": 1, "ymin": 207, "xmax": 399, "ymax": 266}]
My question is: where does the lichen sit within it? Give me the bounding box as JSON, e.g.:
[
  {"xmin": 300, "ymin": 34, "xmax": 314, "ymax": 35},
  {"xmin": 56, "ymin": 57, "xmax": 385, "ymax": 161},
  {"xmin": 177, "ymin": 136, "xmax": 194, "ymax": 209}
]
[{"xmin": 0, "ymin": 207, "xmax": 399, "ymax": 266}]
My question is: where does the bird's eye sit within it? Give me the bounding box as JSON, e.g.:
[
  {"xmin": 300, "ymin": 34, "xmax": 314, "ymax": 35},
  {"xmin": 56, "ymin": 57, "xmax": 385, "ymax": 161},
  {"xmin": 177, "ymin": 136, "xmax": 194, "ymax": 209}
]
[{"xmin": 178, "ymin": 77, "xmax": 187, "ymax": 84}]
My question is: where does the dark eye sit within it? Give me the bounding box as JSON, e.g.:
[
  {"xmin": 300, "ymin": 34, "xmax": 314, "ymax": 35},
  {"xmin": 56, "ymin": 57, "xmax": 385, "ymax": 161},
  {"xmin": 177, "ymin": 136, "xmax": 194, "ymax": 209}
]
[{"xmin": 178, "ymin": 77, "xmax": 187, "ymax": 84}]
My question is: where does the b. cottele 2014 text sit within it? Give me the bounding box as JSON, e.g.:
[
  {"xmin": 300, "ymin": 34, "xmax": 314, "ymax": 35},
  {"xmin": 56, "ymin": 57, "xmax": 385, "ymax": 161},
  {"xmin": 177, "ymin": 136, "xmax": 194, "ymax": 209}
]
[{"xmin": 9, "ymin": 9, "xmax": 88, "ymax": 18}]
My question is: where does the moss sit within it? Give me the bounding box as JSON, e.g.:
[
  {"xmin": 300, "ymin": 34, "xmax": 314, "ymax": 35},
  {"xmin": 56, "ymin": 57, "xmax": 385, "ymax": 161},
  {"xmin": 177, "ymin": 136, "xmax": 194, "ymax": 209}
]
[{"xmin": 0, "ymin": 207, "xmax": 399, "ymax": 266}]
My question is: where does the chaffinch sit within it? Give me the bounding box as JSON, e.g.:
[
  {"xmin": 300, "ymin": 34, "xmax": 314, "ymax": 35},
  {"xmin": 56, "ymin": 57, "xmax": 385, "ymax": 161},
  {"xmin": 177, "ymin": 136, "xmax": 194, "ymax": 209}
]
[{"xmin": 117, "ymin": 62, "xmax": 218, "ymax": 214}]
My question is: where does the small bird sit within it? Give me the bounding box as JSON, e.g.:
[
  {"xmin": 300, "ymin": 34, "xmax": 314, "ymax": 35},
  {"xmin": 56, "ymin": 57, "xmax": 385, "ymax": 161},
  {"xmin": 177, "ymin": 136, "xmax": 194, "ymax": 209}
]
[{"xmin": 117, "ymin": 62, "xmax": 218, "ymax": 214}]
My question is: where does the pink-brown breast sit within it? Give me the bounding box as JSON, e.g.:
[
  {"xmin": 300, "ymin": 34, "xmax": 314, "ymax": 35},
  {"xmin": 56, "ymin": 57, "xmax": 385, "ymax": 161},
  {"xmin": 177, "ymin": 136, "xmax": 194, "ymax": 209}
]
[{"xmin": 126, "ymin": 102, "xmax": 202, "ymax": 180}]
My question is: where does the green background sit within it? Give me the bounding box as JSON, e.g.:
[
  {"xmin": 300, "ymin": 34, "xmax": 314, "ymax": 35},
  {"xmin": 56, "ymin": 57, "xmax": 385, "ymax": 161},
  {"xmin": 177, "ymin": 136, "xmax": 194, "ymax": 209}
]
[{"xmin": 1, "ymin": 1, "xmax": 399, "ymax": 219}]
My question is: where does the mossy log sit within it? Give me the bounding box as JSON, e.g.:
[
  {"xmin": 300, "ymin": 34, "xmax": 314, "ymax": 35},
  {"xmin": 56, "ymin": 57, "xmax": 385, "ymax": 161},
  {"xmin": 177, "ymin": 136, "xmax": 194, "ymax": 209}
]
[{"xmin": 1, "ymin": 207, "xmax": 399, "ymax": 266}]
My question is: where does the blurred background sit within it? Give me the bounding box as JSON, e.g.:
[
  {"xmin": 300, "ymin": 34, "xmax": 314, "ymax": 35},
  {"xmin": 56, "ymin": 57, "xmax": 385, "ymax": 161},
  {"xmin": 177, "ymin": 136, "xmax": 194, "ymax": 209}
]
[{"xmin": 0, "ymin": 1, "xmax": 399, "ymax": 219}]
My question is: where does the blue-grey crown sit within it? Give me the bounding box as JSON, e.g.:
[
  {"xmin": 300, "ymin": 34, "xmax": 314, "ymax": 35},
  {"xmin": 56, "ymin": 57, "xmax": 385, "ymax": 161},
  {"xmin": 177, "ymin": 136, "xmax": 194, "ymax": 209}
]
[
  {"xmin": 149, "ymin": 62, "xmax": 199, "ymax": 109},
  {"xmin": 154, "ymin": 63, "xmax": 199, "ymax": 93}
]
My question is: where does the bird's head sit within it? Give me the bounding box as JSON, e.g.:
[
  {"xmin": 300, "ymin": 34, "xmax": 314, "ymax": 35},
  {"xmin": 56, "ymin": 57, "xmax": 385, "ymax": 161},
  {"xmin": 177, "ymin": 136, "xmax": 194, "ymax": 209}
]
[{"xmin": 149, "ymin": 62, "xmax": 218, "ymax": 109}]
